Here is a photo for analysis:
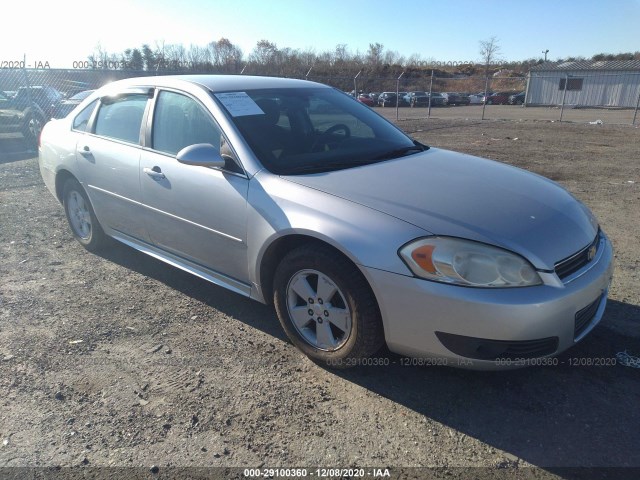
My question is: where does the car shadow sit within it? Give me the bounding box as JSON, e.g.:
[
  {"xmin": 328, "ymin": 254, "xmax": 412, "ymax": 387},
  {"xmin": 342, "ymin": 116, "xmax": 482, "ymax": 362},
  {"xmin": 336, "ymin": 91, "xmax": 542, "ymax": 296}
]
[
  {"xmin": 95, "ymin": 241, "xmax": 288, "ymax": 343},
  {"xmin": 332, "ymin": 301, "xmax": 640, "ymax": 476},
  {"xmin": 96, "ymin": 242, "xmax": 639, "ymax": 475},
  {"xmin": 0, "ymin": 136, "xmax": 37, "ymax": 164}
]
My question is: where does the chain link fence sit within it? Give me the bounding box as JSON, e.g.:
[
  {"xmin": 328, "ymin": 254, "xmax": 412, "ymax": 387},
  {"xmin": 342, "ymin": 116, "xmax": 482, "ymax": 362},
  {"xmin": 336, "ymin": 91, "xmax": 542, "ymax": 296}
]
[{"xmin": 2, "ymin": 64, "xmax": 639, "ymax": 149}]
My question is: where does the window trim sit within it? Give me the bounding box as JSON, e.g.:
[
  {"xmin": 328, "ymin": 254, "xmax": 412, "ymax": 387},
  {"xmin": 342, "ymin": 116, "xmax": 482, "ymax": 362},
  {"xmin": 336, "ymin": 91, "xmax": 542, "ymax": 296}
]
[
  {"xmin": 88, "ymin": 92, "xmax": 152, "ymax": 146},
  {"xmin": 71, "ymin": 99, "xmax": 99, "ymax": 133},
  {"xmin": 144, "ymin": 87, "xmax": 247, "ymax": 177}
]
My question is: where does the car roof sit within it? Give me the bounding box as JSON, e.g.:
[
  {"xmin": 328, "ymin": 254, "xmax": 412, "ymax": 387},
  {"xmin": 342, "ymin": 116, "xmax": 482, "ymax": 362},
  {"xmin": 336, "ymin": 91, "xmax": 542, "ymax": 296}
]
[{"xmin": 101, "ymin": 75, "xmax": 330, "ymax": 93}]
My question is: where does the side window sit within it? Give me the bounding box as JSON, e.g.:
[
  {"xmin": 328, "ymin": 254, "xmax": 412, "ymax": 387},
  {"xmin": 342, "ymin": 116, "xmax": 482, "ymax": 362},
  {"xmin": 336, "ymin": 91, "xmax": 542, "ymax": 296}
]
[
  {"xmin": 153, "ymin": 91, "xmax": 222, "ymax": 156},
  {"xmin": 72, "ymin": 100, "xmax": 98, "ymax": 132},
  {"xmin": 94, "ymin": 94, "xmax": 148, "ymax": 144}
]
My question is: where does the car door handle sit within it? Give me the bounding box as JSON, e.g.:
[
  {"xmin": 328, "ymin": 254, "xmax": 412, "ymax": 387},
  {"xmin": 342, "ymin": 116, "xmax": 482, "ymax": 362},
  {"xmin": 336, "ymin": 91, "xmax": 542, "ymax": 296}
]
[
  {"xmin": 143, "ymin": 166, "xmax": 165, "ymax": 180},
  {"xmin": 79, "ymin": 145, "xmax": 92, "ymax": 156}
]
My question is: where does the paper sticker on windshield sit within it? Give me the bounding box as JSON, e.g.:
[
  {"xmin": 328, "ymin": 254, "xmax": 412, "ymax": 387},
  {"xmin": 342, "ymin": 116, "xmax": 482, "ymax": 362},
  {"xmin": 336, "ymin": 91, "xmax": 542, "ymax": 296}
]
[{"xmin": 215, "ymin": 92, "xmax": 264, "ymax": 117}]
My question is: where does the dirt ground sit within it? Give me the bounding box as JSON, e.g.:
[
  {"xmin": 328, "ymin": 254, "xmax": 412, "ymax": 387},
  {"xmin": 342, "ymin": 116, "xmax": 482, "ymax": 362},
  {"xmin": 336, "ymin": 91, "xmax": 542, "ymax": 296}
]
[
  {"xmin": 385, "ymin": 104, "xmax": 640, "ymax": 125},
  {"xmin": 0, "ymin": 118, "xmax": 639, "ymax": 479}
]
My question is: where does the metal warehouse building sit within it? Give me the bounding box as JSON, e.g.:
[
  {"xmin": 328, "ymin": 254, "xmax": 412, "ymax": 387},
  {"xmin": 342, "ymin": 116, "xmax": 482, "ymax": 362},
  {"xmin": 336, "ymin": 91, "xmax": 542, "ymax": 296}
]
[{"xmin": 526, "ymin": 60, "xmax": 640, "ymax": 108}]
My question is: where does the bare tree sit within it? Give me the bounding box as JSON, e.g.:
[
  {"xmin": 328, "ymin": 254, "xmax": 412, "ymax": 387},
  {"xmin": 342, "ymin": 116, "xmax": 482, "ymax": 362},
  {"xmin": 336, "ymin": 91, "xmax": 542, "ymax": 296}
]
[
  {"xmin": 366, "ymin": 43, "xmax": 384, "ymax": 68},
  {"xmin": 479, "ymin": 36, "xmax": 502, "ymax": 72},
  {"xmin": 87, "ymin": 42, "xmax": 110, "ymax": 69},
  {"xmin": 154, "ymin": 40, "xmax": 167, "ymax": 70},
  {"xmin": 250, "ymin": 40, "xmax": 278, "ymax": 66},
  {"xmin": 208, "ymin": 38, "xmax": 243, "ymax": 73}
]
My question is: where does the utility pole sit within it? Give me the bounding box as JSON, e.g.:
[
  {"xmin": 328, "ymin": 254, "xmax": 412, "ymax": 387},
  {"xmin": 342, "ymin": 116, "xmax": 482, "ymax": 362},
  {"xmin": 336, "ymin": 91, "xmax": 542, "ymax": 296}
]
[{"xmin": 542, "ymin": 49, "xmax": 549, "ymax": 62}]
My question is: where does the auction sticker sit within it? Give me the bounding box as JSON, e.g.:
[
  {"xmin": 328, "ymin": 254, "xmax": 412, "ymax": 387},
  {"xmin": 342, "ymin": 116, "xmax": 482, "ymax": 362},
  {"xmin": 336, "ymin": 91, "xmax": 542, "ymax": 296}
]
[{"xmin": 215, "ymin": 92, "xmax": 264, "ymax": 117}]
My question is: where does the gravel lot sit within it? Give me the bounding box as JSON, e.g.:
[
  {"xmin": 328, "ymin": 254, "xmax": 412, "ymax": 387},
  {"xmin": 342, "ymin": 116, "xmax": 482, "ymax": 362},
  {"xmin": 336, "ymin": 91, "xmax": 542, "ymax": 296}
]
[
  {"xmin": 0, "ymin": 118, "xmax": 639, "ymax": 479},
  {"xmin": 386, "ymin": 104, "xmax": 639, "ymax": 125}
]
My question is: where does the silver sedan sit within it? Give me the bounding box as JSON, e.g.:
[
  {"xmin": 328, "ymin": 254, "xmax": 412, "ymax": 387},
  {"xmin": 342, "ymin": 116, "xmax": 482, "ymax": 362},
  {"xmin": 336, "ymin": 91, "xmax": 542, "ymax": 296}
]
[{"xmin": 39, "ymin": 75, "xmax": 613, "ymax": 369}]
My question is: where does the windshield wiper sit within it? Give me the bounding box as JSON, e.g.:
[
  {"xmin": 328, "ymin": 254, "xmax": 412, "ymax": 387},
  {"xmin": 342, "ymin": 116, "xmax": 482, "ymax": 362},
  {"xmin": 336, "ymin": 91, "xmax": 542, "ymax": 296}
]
[
  {"xmin": 279, "ymin": 142, "xmax": 430, "ymax": 175},
  {"xmin": 372, "ymin": 142, "xmax": 428, "ymax": 161}
]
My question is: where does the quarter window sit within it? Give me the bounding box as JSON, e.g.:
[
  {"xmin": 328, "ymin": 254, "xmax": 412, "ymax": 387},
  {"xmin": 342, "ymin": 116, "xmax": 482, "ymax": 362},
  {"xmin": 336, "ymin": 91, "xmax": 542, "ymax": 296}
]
[
  {"xmin": 72, "ymin": 100, "xmax": 98, "ymax": 132},
  {"xmin": 94, "ymin": 94, "xmax": 148, "ymax": 144},
  {"xmin": 152, "ymin": 91, "xmax": 222, "ymax": 156}
]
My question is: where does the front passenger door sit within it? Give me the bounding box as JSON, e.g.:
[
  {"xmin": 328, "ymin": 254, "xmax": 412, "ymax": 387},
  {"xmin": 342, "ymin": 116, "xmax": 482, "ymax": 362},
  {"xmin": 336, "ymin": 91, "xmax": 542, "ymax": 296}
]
[{"xmin": 140, "ymin": 90, "xmax": 250, "ymax": 285}]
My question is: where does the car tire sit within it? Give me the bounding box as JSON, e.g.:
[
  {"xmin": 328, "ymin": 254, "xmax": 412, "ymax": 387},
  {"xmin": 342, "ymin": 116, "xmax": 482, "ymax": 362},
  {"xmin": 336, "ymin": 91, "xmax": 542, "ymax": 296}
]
[
  {"xmin": 22, "ymin": 112, "xmax": 45, "ymax": 146},
  {"xmin": 62, "ymin": 178, "xmax": 109, "ymax": 252},
  {"xmin": 273, "ymin": 244, "xmax": 385, "ymax": 368}
]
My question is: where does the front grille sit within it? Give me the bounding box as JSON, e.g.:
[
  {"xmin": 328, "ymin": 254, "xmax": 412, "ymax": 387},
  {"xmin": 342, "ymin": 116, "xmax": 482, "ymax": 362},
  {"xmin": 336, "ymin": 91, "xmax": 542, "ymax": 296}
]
[
  {"xmin": 575, "ymin": 295, "xmax": 602, "ymax": 340},
  {"xmin": 436, "ymin": 332, "xmax": 559, "ymax": 360},
  {"xmin": 555, "ymin": 231, "xmax": 600, "ymax": 280}
]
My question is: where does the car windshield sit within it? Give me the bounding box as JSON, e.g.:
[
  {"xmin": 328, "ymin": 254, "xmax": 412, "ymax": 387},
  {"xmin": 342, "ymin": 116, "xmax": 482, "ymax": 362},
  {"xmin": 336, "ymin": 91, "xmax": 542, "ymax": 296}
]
[{"xmin": 216, "ymin": 87, "xmax": 424, "ymax": 175}]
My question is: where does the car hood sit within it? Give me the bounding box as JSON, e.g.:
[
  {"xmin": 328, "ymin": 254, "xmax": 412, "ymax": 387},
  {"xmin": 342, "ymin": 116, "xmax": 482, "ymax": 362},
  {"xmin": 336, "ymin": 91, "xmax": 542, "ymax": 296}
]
[{"xmin": 281, "ymin": 148, "xmax": 598, "ymax": 270}]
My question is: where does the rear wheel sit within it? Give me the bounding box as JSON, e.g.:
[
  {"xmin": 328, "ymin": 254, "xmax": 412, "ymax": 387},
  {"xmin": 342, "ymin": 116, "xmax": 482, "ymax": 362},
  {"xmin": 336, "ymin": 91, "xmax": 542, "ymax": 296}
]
[
  {"xmin": 273, "ymin": 244, "xmax": 385, "ymax": 368},
  {"xmin": 62, "ymin": 178, "xmax": 109, "ymax": 251},
  {"xmin": 22, "ymin": 112, "xmax": 44, "ymax": 146}
]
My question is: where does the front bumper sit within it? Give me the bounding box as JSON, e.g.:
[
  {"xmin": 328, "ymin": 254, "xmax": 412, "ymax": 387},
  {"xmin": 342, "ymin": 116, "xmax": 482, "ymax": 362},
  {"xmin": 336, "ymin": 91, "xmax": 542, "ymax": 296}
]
[{"xmin": 362, "ymin": 233, "xmax": 614, "ymax": 370}]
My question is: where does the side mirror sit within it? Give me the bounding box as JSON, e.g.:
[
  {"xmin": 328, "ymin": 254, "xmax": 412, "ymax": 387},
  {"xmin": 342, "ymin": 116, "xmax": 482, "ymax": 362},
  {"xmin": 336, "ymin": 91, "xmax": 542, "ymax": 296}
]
[{"xmin": 176, "ymin": 143, "xmax": 225, "ymax": 168}]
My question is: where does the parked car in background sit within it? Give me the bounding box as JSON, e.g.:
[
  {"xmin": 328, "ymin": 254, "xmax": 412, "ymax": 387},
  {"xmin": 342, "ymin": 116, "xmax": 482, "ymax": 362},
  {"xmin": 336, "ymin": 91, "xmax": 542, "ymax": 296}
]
[
  {"xmin": 484, "ymin": 92, "xmax": 512, "ymax": 105},
  {"xmin": 38, "ymin": 75, "xmax": 613, "ymax": 370},
  {"xmin": 442, "ymin": 92, "xmax": 466, "ymax": 106},
  {"xmin": 13, "ymin": 86, "xmax": 63, "ymax": 120},
  {"xmin": 406, "ymin": 92, "xmax": 447, "ymax": 107},
  {"xmin": 0, "ymin": 89, "xmax": 47, "ymax": 145},
  {"xmin": 368, "ymin": 92, "xmax": 380, "ymax": 104},
  {"xmin": 378, "ymin": 92, "xmax": 399, "ymax": 107},
  {"xmin": 509, "ymin": 91, "xmax": 526, "ymax": 105},
  {"xmin": 398, "ymin": 92, "xmax": 409, "ymax": 106},
  {"xmin": 468, "ymin": 93, "xmax": 484, "ymax": 104},
  {"xmin": 357, "ymin": 93, "xmax": 375, "ymax": 107},
  {"xmin": 53, "ymin": 90, "xmax": 95, "ymax": 119},
  {"xmin": 406, "ymin": 91, "xmax": 429, "ymax": 107},
  {"xmin": 428, "ymin": 93, "xmax": 447, "ymax": 106},
  {"xmin": 458, "ymin": 93, "xmax": 471, "ymax": 105}
]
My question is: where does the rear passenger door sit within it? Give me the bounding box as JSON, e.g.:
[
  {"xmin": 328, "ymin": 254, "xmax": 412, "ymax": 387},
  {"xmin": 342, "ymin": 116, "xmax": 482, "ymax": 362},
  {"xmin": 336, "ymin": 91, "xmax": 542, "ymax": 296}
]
[
  {"xmin": 77, "ymin": 91, "xmax": 151, "ymax": 242},
  {"xmin": 140, "ymin": 89, "xmax": 250, "ymax": 285}
]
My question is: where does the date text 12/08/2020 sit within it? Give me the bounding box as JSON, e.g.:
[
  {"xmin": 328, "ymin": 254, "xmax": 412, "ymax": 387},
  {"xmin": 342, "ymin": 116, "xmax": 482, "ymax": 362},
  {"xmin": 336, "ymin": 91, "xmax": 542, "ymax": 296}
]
[
  {"xmin": 243, "ymin": 468, "xmax": 391, "ymax": 478},
  {"xmin": 324, "ymin": 356, "xmax": 619, "ymax": 368}
]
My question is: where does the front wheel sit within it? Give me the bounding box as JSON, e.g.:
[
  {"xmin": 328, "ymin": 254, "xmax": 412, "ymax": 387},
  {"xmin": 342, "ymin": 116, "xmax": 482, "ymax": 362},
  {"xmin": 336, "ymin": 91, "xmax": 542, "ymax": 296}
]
[
  {"xmin": 62, "ymin": 178, "xmax": 109, "ymax": 251},
  {"xmin": 273, "ymin": 245, "xmax": 385, "ymax": 368}
]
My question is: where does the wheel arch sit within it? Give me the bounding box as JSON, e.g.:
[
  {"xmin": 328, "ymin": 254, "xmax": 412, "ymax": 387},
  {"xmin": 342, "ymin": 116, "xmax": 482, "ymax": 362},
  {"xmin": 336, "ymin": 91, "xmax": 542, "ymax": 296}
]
[
  {"xmin": 54, "ymin": 169, "xmax": 78, "ymax": 203},
  {"xmin": 257, "ymin": 233, "xmax": 374, "ymax": 308}
]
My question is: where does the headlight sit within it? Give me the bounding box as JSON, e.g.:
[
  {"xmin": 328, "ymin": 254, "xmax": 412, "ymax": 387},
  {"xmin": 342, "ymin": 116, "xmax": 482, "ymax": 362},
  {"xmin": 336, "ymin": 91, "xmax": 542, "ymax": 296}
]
[{"xmin": 399, "ymin": 237, "xmax": 542, "ymax": 288}]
